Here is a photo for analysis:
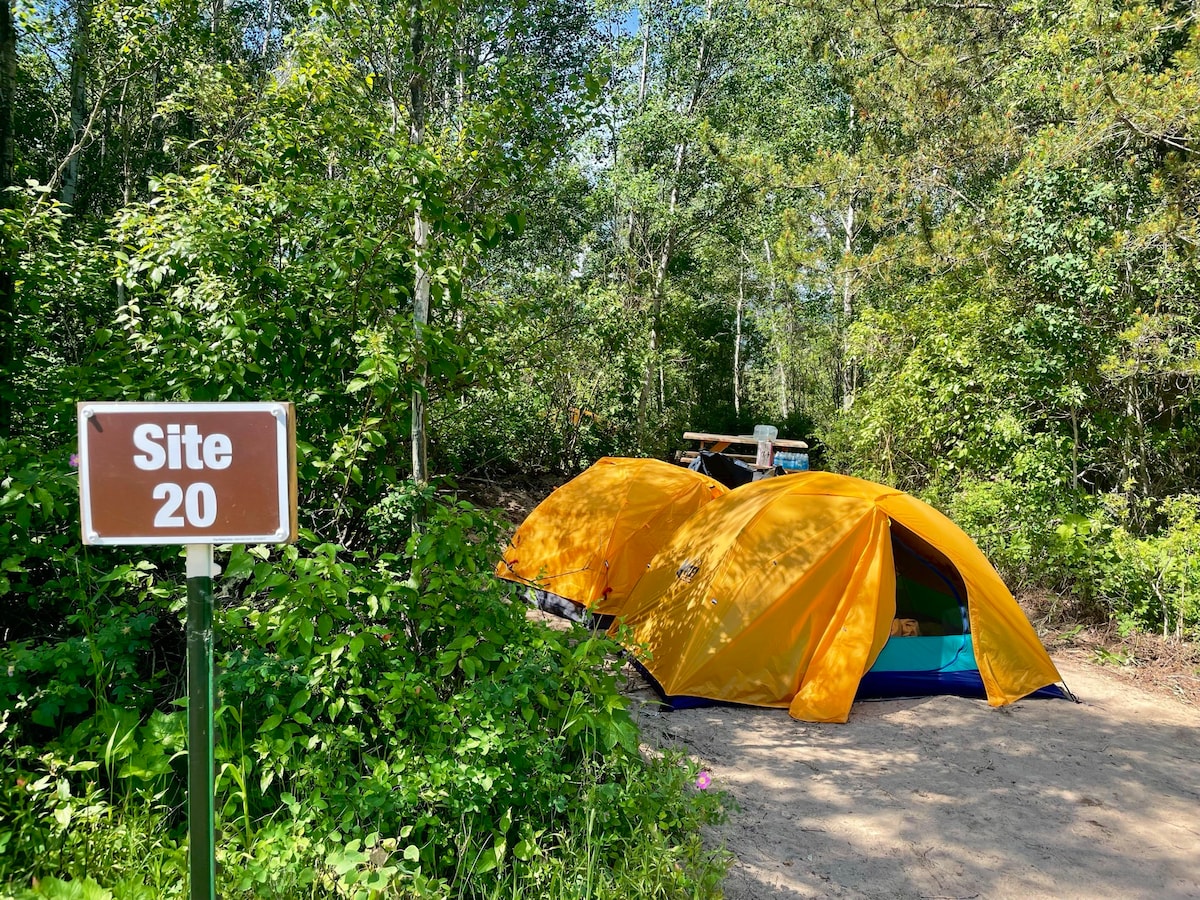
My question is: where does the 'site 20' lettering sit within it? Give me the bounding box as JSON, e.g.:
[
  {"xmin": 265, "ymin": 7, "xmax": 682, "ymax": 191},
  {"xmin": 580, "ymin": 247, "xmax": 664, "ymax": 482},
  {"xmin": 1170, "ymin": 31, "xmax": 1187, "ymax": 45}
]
[
  {"xmin": 133, "ymin": 423, "xmax": 232, "ymax": 471},
  {"xmin": 132, "ymin": 423, "xmax": 229, "ymax": 528}
]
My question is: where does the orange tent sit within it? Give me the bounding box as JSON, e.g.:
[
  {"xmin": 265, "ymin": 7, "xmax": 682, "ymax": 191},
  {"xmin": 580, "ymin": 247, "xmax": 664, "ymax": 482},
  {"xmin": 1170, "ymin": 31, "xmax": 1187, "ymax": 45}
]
[
  {"xmin": 496, "ymin": 457, "xmax": 727, "ymax": 615},
  {"xmin": 614, "ymin": 471, "xmax": 1065, "ymax": 723}
]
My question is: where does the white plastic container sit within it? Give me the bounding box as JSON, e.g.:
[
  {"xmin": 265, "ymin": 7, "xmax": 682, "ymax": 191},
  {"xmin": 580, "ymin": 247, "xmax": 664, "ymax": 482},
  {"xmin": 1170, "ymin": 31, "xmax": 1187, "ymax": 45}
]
[{"xmin": 753, "ymin": 424, "xmax": 778, "ymax": 442}]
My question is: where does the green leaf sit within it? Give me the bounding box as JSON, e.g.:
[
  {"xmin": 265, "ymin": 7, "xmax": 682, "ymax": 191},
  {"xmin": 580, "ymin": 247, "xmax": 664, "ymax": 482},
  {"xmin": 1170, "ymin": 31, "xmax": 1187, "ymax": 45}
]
[
  {"xmin": 473, "ymin": 847, "xmax": 499, "ymax": 874},
  {"xmin": 223, "ymin": 547, "xmax": 255, "ymax": 580},
  {"xmin": 32, "ymin": 700, "xmax": 59, "ymax": 727}
]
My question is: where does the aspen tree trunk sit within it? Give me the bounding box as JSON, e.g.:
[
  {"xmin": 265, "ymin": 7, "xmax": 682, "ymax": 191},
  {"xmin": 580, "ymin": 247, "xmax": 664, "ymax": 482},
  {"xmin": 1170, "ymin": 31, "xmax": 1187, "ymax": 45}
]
[
  {"xmin": 733, "ymin": 266, "xmax": 743, "ymax": 416},
  {"xmin": 840, "ymin": 199, "xmax": 856, "ymax": 409},
  {"xmin": 1127, "ymin": 380, "xmax": 1149, "ymax": 497},
  {"xmin": 636, "ymin": 11, "xmax": 649, "ymax": 105},
  {"xmin": 409, "ymin": 1, "xmax": 430, "ymax": 484},
  {"xmin": 456, "ymin": 36, "xmax": 466, "ymax": 110},
  {"xmin": 836, "ymin": 96, "xmax": 859, "ymax": 412},
  {"xmin": 0, "ymin": 0, "xmax": 16, "ymax": 437},
  {"xmin": 630, "ymin": 9, "xmax": 654, "ymax": 440},
  {"xmin": 61, "ymin": 0, "xmax": 93, "ymax": 208},
  {"xmin": 1070, "ymin": 405, "xmax": 1080, "ymax": 490},
  {"xmin": 636, "ymin": 0, "xmax": 710, "ymax": 443},
  {"xmin": 763, "ymin": 237, "xmax": 788, "ymax": 418},
  {"xmin": 261, "ymin": 0, "xmax": 275, "ymax": 55},
  {"xmin": 115, "ymin": 80, "xmax": 131, "ymax": 310},
  {"xmin": 637, "ymin": 228, "xmax": 671, "ymax": 441},
  {"xmin": 625, "ymin": 13, "xmax": 650, "ymax": 275}
]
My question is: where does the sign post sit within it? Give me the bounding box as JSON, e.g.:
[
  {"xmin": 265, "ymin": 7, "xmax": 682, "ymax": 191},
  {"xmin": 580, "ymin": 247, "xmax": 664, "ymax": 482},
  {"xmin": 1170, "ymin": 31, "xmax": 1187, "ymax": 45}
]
[
  {"xmin": 78, "ymin": 402, "xmax": 297, "ymax": 900},
  {"xmin": 185, "ymin": 544, "xmax": 217, "ymax": 900}
]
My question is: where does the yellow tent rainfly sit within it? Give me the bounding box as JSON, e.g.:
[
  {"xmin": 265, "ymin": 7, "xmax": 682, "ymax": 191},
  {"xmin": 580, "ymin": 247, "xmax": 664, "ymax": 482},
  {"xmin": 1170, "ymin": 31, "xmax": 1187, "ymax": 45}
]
[
  {"xmin": 613, "ymin": 471, "xmax": 1068, "ymax": 723},
  {"xmin": 496, "ymin": 457, "xmax": 728, "ymax": 617}
]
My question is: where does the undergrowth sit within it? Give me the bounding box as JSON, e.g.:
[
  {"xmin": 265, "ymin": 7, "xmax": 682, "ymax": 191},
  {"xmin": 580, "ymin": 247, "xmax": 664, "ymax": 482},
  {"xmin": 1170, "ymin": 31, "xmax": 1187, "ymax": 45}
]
[{"xmin": 1, "ymin": 470, "xmax": 731, "ymax": 898}]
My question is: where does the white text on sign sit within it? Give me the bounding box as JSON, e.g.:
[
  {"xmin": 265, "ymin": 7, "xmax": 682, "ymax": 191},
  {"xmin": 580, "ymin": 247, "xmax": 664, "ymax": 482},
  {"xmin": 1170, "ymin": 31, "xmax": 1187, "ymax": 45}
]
[
  {"xmin": 153, "ymin": 483, "xmax": 218, "ymax": 528},
  {"xmin": 133, "ymin": 424, "xmax": 233, "ymax": 471},
  {"xmin": 132, "ymin": 424, "xmax": 229, "ymax": 528}
]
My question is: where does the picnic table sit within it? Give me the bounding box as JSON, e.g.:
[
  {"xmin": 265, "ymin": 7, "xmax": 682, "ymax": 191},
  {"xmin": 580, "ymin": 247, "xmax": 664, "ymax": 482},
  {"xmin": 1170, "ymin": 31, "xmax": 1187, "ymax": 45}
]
[{"xmin": 679, "ymin": 431, "xmax": 809, "ymax": 469}]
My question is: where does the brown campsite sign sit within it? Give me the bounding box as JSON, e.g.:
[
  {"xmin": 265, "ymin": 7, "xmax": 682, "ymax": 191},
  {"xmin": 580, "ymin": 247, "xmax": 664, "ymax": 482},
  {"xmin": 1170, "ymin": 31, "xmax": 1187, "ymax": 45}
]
[{"xmin": 78, "ymin": 402, "xmax": 297, "ymax": 545}]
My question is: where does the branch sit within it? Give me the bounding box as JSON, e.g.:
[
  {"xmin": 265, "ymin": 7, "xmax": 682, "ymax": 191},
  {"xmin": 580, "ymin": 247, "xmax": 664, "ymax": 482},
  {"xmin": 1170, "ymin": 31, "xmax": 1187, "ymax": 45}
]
[
  {"xmin": 899, "ymin": 1, "xmax": 1003, "ymax": 11},
  {"xmin": 870, "ymin": 0, "xmax": 928, "ymax": 69}
]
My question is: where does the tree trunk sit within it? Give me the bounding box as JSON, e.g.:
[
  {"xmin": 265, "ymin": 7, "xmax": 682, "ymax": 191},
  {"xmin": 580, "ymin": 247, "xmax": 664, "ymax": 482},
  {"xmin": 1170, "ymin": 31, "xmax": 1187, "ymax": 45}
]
[
  {"xmin": 763, "ymin": 237, "xmax": 789, "ymax": 419},
  {"xmin": 636, "ymin": 10, "xmax": 649, "ymax": 104},
  {"xmin": 840, "ymin": 199, "xmax": 856, "ymax": 410},
  {"xmin": 733, "ymin": 266, "xmax": 743, "ymax": 416},
  {"xmin": 260, "ymin": 0, "xmax": 275, "ymax": 56},
  {"xmin": 1070, "ymin": 405, "xmax": 1080, "ymax": 491},
  {"xmin": 1128, "ymin": 379, "xmax": 1149, "ymax": 497},
  {"xmin": 636, "ymin": 4, "xmax": 709, "ymax": 443},
  {"xmin": 409, "ymin": 1, "xmax": 430, "ymax": 485},
  {"xmin": 0, "ymin": 0, "xmax": 16, "ymax": 437},
  {"xmin": 637, "ymin": 233, "xmax": 670, "ymax": 442},
  {"xmin": 61, "ymin": 0, "xmax": 93, "ymax": 209},
  {"xmin": 624, "ymin": 14, "xmax": 650, "ymax": 281}
]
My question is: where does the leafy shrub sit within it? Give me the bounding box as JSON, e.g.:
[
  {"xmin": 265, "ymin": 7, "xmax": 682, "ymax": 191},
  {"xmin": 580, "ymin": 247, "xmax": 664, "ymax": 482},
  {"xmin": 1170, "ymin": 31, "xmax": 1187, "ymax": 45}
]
[
  {"xmin": 433, "ymin": 285, "xmax": 645, "ymax": 476},
  {"xmin": 1094, "ymin": 494, "xmax": 1200, "ymax": 640},
  {"xmin": 0, "ymin": 442, "xmax": 185, "ymax": 745},
  {"xmin": 946, "ymin": 473, "xmax": 1200, "ymax": 639},
  {"xmin": 0, "ymin": 721, "xmax": 187, "ymax": 898},
  {"xmin": 2, "ymin": 494, "xmax": 730, "ymax": 898},
  {"xmin": 943, "ymin": 470, "xmax": 1103, "ymax": 599}
]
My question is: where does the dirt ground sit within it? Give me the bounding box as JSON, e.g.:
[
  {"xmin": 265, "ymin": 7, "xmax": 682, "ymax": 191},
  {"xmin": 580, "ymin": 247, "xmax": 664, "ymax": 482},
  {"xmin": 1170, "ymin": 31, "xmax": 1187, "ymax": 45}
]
[{"xmin": 627, "ymin": 656, "xmax": 1200, "ymax": 900}]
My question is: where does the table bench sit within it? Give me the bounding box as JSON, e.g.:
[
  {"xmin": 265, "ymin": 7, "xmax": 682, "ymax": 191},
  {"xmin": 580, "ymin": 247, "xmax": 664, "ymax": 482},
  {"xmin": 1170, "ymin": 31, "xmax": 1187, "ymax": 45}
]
[{"xmin": 679, "ymin": 431, "xmax": 809, "ymax": 469}]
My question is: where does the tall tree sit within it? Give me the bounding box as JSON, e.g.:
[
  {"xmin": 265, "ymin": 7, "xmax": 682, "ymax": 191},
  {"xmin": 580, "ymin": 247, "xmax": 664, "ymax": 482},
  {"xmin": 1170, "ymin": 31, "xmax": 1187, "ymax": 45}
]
[
  {"xmin": 408, "ymin": 0, "xmax": 430, "ymax": 484},
  {"xmin": 60, "ymin": 0, "xmax": 92, "ymax": 207},
  {"xmin": 0, "ymin": 0, "xmax": 14, "ymax": 437},
  {"xmin": 600, "ymin": 0, "xmax": 778, "ymax": 444}
]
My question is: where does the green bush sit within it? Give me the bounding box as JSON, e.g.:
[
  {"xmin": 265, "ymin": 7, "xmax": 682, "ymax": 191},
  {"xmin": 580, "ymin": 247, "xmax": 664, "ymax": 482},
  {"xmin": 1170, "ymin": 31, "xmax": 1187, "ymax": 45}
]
[
  {"xmin": 946, "ymin": 473, "xmax": 1200, "ymax": 639},
  {"xmin": 2, "ymin": 492, "xmax": 730, "ymax": 898},
  {"xmin": 1094, "ymin": 494, "xmax": 1200, "ymax": 640},
  {"xmin": 943, "ymin": 470, "xmax": 1103, "ymax": 599}
]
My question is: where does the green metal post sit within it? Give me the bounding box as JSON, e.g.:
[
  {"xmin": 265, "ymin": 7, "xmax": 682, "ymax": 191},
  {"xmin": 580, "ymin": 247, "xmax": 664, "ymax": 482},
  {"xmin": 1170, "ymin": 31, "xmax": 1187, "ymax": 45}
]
[{"xmin": 186, "ymin": 543, "xmax": 217, "ymax": 900}]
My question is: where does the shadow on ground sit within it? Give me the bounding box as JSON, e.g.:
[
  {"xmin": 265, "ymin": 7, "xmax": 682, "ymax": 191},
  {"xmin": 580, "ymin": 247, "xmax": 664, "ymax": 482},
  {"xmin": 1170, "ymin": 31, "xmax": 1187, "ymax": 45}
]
[{"xmin": 629, "ymin": 658, "xmax": 1200, "ymax": 900}]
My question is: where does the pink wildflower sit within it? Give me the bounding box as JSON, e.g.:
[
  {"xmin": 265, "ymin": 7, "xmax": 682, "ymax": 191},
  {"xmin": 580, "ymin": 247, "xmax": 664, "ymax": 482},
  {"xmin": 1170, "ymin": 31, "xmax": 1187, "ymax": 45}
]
[{"xmin": 695, "ymin": 771, "xmax": 712, "ymax": 791}]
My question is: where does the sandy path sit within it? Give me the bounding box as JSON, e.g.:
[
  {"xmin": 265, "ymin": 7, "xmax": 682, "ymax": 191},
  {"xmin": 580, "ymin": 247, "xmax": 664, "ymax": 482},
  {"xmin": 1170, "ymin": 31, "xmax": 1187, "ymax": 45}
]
[{"xmin": 629, "ymin": 658, "xmax": 1200, "ymax": 900}]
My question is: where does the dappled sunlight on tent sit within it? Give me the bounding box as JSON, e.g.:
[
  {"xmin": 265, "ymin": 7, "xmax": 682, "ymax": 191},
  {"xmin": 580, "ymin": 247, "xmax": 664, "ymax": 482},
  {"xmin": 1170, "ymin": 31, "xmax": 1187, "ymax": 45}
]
[
  {"xmin": 611, "ymin": 470, "xmax": 1065, "ymax": 722},
  {"xmin": 495, "ymin": 457, "xmax": 727, "ymax": 614}
]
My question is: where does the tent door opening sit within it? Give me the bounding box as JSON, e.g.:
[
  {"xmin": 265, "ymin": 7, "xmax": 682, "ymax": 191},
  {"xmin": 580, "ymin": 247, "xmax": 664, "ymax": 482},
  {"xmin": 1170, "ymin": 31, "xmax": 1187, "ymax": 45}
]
[
  {"xmin": 890, "ymin": 520, "xmax": 969, "ymax": 636},
  {"xmin": 867, "ymin": 521, "xmax": 976, "ymax": 678}
]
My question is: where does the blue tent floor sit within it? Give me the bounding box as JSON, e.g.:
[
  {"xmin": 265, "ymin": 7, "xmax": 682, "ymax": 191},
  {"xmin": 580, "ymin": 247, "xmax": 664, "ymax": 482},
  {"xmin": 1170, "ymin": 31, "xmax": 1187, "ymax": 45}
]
[{"xmin": 631, "ymin": 659, "xmax": 1070, "ymax": 712}]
